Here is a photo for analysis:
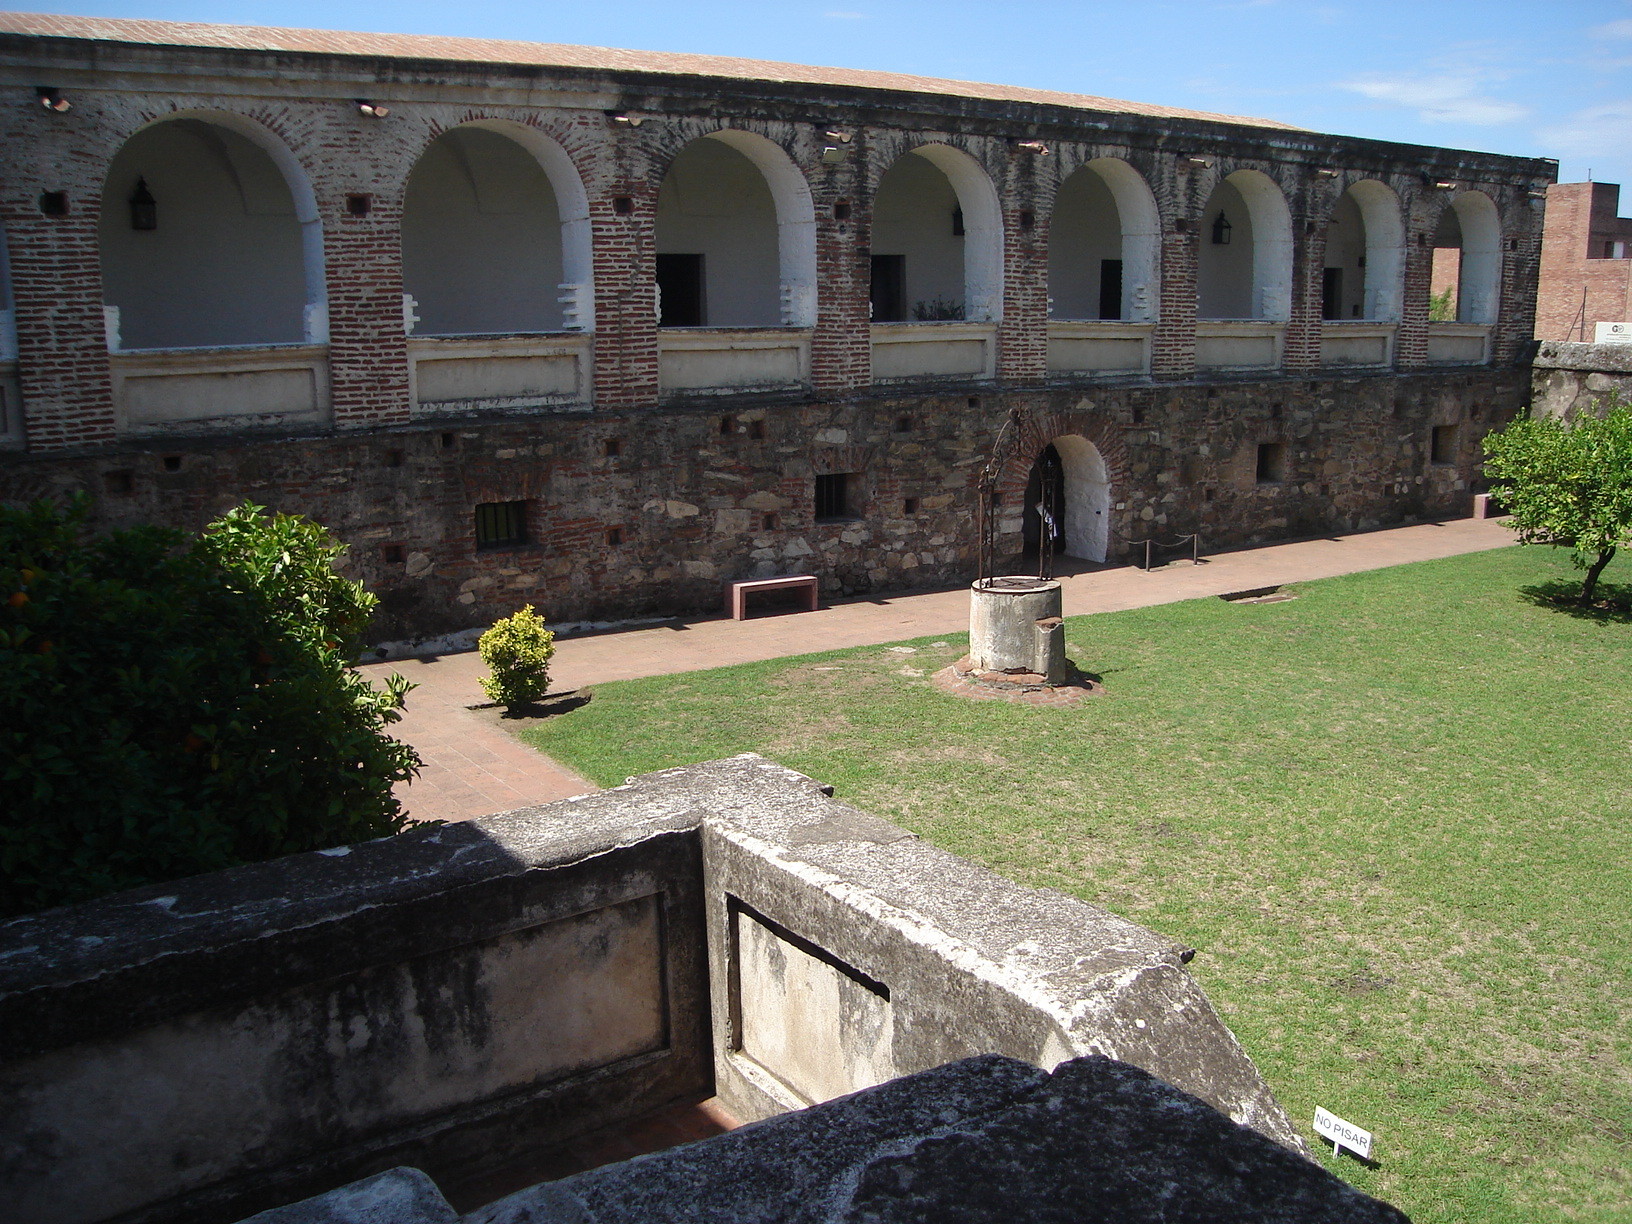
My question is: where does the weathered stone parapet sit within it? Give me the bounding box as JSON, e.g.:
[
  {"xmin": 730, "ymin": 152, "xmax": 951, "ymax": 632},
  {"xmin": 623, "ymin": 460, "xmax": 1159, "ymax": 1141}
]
[
  {"xmin": 1530, "ymin": 340, "xmax": 1632, "ymax": 419},
  {"xmin": 0, "ymin": 755, "xmax": 1307, "ymax": 1224}
]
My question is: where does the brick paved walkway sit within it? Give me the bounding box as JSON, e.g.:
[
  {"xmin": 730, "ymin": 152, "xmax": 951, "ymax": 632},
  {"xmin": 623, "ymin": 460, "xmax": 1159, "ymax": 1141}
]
[{"xmin": 362, "ymin": 516, "xmax": 1515, "ymax": 824}]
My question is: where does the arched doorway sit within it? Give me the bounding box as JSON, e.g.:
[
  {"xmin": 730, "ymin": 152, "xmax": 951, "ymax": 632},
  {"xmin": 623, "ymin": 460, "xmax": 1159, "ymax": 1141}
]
[
  {"xmin": 871, "ymin": 144, "xmax": 1003, "ymax": 323},
  {"xmin": 1430, "ymin": 191, "xmax": 1501, "ymax": 324},
  {"xmin": 1049, "ymin": 158, "xmax": 1160, "ymax": 322},
  {"xmin": 1022, "ymin": 435, "xmax": 1111, "ymax": 563},
  {"xmin": 1197, "ymin": 169, "xmax": 1293, "ymax": 321}
]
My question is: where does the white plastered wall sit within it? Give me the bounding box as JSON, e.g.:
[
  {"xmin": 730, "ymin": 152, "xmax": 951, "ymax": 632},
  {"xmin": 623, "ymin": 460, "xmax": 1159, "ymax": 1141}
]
[
  {"xmin": 1049, "ymin": 158, "xmax": 1159, "ymax": 322},
  {"xmin": 1198, "ymin": 170, "xmax": 1292, "ymax": 321},
  {"xmin": 402, "ymin": 124, "xmax": 584, "ymax": 335},
  {"xmin": 656, "ymin": 135, "xmax": 805, "ymax": 328},
  {"xmin": 1323, "ymin": 192, "xmax": 1367, "ymax": 319},
  {"xmin": 100, "ymin": 116, "xmax": 320, "ymax": 350},
  {"xmin": 1052, "ymin": 434, "xmax": 1110, "ymax": 563},
  {"xmin": 873, "ymin": 145, "xmax": 1003, "ymax": 322}
]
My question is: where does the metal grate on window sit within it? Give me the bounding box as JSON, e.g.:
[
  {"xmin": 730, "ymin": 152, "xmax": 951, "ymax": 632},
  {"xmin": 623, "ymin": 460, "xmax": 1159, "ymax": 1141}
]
[
  {"xmin": 814, "ymin": 473, "xmax": 851, "ymax": 521},
  {"xmin": 474, "ymin": 500, "xmax": 528, "ymax": 549}
]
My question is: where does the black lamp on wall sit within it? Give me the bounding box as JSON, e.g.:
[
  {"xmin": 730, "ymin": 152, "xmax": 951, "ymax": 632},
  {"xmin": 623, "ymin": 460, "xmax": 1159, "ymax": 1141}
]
[
  {"xmin": 1211, "ymin": 211, "xmax": 1232, "ymax": 245},
  {"xmin": 128, "ymin": 177, "xmax": 157, "ymax": 231}
]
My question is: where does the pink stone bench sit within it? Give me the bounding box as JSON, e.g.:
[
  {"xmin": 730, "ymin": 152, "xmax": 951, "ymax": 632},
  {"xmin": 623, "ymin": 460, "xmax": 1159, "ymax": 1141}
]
[{"xmin": 726, "ymin": 574, "xmax": 820, "ymax": 620}]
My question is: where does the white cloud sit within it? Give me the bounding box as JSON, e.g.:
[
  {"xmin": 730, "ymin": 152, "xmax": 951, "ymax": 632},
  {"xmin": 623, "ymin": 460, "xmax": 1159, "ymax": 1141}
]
[
  {"xmin": 1536, "ymin": 99, "xmax": 1632, "ymax": 163},
  {"xmin": 822, "ymin": 9, "xmax": 866, "ymax": 18},
  {"xmin": 1341, "ymin": 73, "xmax": 1528, "ymax": 126},
  {"xmin": 1590, "ymin": 18, "xmax": 1632, "ymax": 39}
]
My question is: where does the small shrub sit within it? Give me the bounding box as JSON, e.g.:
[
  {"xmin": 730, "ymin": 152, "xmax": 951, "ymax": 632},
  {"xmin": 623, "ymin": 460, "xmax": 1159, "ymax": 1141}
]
[{"xmin": 479, "ymin": 604, "xmax": 556, "ymax": 709}]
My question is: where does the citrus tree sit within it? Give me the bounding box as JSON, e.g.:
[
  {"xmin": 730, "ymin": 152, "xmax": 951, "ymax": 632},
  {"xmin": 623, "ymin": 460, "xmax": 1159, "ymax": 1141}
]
[
  {"xmin": 1482, "ymin": 397, "xmax": 1632, "ymax": 604},
  {"xmin": 0, "ymin": 498, "xmax": 420, "ymax": 918}
]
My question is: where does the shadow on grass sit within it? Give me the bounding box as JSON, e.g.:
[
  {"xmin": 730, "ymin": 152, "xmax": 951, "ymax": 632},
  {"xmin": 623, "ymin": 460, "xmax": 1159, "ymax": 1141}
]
[{"xmin": 1518, "ymin": 579, "xmax": 1632, "ymax": 624}]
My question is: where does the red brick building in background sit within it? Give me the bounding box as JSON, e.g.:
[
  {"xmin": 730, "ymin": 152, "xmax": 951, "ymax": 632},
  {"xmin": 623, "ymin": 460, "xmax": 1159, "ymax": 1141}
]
[
  {"xmin": 1533, "ymin": 182, "xmax": 1632, "ymax": 342},
  {"xmin": 0, "ymin": 14, "xmax": 1555, "ymax": 640}
]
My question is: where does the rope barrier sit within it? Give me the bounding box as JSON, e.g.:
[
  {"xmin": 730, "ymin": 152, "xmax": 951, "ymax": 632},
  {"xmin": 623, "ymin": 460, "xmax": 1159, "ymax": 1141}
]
[{"xmin": 1116, "ymin": 531, "xmax": 1202, "ymax": 571}]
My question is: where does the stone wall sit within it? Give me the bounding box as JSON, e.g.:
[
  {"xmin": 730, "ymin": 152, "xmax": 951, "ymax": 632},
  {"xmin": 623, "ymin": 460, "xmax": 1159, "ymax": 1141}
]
[
  {"xmin": 0, "ymin": 757, "xmax": 1304, "ymax": 1224},
  {"xmin": 0, "ymin": 368, "xmax": 1526, "ymax": 640},
  {"xmin": 1531, "ymin": 340, "xmax": 1632, "ymax": 420}
]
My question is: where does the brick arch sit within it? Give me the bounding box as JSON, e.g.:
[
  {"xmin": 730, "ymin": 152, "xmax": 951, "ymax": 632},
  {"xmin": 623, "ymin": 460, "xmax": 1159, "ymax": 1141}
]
[
  {"xmin": 99, "ymin": 108, "xmax": 327, "ymax": 347},
  {"xmin": 994, "ymin": 406, "xmax": 1129, "ymax": 562},
  {"xmin": 401, "ymin": 116, "xmax": 595, "ymax": 331},
  {"xmin": 866, "ymin": 139, "xmax": 1005, "ymax": 322},
  {"xmin": 1423, "ymin": 188, "xmax": 1502, "ymax": 325}
]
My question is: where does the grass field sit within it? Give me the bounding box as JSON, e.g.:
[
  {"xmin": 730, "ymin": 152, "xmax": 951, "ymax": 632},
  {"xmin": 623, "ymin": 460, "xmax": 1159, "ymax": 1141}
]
[{"xmin": 521, "ymin": 546, "xmax": 1632, "ymax": 1223}]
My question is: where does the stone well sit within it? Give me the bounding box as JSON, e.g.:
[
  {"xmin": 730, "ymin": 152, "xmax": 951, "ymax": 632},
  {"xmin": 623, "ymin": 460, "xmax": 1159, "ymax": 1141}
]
[{"xmin": 967, "ymin": 576, "xmax": 1070, "ymax": 686}]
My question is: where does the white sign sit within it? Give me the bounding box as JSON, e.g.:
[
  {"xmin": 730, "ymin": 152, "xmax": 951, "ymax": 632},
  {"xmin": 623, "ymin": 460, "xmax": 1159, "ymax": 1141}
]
[
  {"xmin": 1595, "ymin": 322, "xmax": 1632, "ymax": 345},
  {"xmin": 1313, "ymin": 1107, "xmax": 1373, "ymax": 1160}
]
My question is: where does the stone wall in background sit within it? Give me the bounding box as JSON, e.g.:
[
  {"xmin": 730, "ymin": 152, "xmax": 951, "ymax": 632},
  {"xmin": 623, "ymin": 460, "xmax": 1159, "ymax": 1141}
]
[{"xmin": 0, "ymin": 368, "xmax": 1524, "ymax": 640}]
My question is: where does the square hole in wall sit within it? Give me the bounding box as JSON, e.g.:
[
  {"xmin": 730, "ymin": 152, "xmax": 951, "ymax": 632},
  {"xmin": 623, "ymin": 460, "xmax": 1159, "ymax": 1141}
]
[
  {"xmin": 38, "ymin": 191, "xmax": 68, "ymax": 217},
  {"xmin": 345, "ymin": 194, "xmax": 373, "ymax": 217},
  {"xmin": 385, "ymin": 449, "xmax": 405, "ymax": 468},
  {"xmin": 474, "ymin": 500, "xmax": 529, "ymax": 550},
  {"xmin": 161, "ymin": 454, "xmax": 183, "ymax": 472},
  {"xmin": 1431, "ymin": 424, "xmax": 1459, "ymax": 465},
  {"xmin": 1132, "ymin": 405, "xmax": 1146, "ymax": 425},
  {"xmin": 967, "ymin": 396, "xmax": 980, "ymax": 410},
  {"xmin": 440, "ymin": 432, "xmax": 458, "ymax": 450},
  {"xmin": 1204, "ymin": 486, "xmax": 1216, "ymax": 503},
  {"xmin": 761, "ymin": 512, "xmax": 779, "ymax": 531},
  {"xmin": 719, "ymin": 415, "xmax": 734, "ymax": 436},
  {"xmin": 814, "ymin": 473, "xmax": 854, "ymax": 522},
  {"xmin": 902, "ymin": 496, "xmax": 919, "ymax": 516},
  {"xmin": 833, "ymin": 199, "xmax": 851, "ymax": 221},
  {"xmin": 1256, "ymin": 442, "xmax": 1287, "ymax": 484},
  {"xmin": 604, "ymin": 437, "xmax": 621, "ymax": 458},
  {"xmin": 612, "ymin": 196, "xmax": 634, "ymax": 215},
  {"xmin": 895, "ymin": 414, "xmax": 914, "ymax": 433},
  {"xmin": 102, "ymin": 469, "xmax": 134, "ymax": 495},
  {"xmin": 605, "ymin": 526, "xmax": 624, "ymax": 547},
  {"xmin": 748, "ymin": 419, "xmax": 766, "ymax": 441},
  {"xmin": 381, "ymin": 544, "xmax": 405, "ymax": 564}
]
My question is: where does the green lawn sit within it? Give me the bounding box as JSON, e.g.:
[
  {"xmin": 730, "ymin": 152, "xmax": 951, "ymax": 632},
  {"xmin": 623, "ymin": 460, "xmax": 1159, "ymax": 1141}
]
[{"xmin": 521, "ymin": 546, "xmax": 1632, "ymax": 1224}]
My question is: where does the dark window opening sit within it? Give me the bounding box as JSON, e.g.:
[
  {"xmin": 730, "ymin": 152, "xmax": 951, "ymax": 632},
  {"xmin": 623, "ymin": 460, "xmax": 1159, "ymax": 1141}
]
[
  {"xmin": 605, "ymin": 526, "xmax": 624, "ymax": 547},
  {"xmin": 870, "ymin": 254, "xmax": 906, "ymax": 322},
  {"xmin": 345, "ymin": 194, "xmax": 373, "ymax": 218},
  {"xmin": 1132, "ymin": 404, "xmax": 1146, "ymax": 425},
  {"xmin": 1431, "ymin": 424, "xmax": 1459, "ymax": 465},
  {"xmin": 161, "ymin": 455, "xmax": 182, "ymax": 472},
  {"xmin": 1204, "ymin": 487, "xmax": 1216, "ymax": 502},
  {"xmin": 102, "ymin": 470, "xmax": 134, "ymax": 495},
  {"xmin": 1022, "ymin": 444, "xmax": 1065, "ymax": 558},
  {"xmin": 902, "ymin": 496, "xmax": 919, "ymax": 515},
  {"xmin": 719, "ymin": 415, "xmax": 734, "ymax": 436},
  {"xmin": 440, "ymin": 432, "xmax": 457, "ymax": 450},
  {"xmin": 386, "ymin": 449, "xmax": 405, "ymax": 468},
  {"xmin": 1322, "ymin": 268, "xmax": 1343, "ymax": 320},
  {"xmin": 762, "ymin": 512, "xmax": 778, "ymax": 531},
  {"xmin": 748, "ymin": 419, "xmax": 766, "ymax": 440},
  {"xmin": 656, "ymin": 253, "xmax": 705, "ymax": 327},
  {"xmin": 1098, "ymin": 259, "xmax": 1124, "ymax": 320},
  {"xmin": 604, "ymin": 437, "xmax": 621, "ymax": 458},
  {"xmin": 952, "ymin": 207, "xmax": 965, "ymax": 237},
  {"xmin": 381, "ymin": 544, "xmax": 405, "ymax": 564},
  {"xmin": 475, "ymin": 500, "xmax": 528, "ymax": 550},
  {"xmin": 895, "ymin": 414, "xmax": 914, "ymax": 433},
  {"xmin": 38, "ymin": 191, "xmax": 68, "ymax": 217},
  {"xmin": 612, "ymin": 196, "xmax": 634, "ymax": 215},
  {"xmin": 1256, "ymin": 442, "xmax": 1287, "ymax": 484},
  {"xmin": 833, "ymin": 199, "xmax": 851, "ymax": 221},
  {"xmin": 814, "ymin": 473, "xmax": 853, "ymax": 522},
  {"xmin": 1019, "ymin": 209, "xmax": 1035, "ymax": 231}
]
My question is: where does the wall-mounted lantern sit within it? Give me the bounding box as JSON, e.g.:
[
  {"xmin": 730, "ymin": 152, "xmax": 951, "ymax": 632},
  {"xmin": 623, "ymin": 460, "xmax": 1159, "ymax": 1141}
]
[
  {"xmin": 128, "ymin": 177, "xmax": 157, "ymax": 231},
  {"xmin": 35, "ymin": 86, "xmax": 71, "ymax": 113},
  {"xmin": 1211, "ymin": 211, "xmax": 1232, "ymax": 245}
]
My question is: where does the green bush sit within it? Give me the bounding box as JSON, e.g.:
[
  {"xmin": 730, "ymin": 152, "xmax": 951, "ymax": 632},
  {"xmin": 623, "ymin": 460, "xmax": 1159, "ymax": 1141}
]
[
  {"xmin": 0, "ymin": 498, "xmax": 421, "ymax": 919},
  {"xmin": 479, "ymin": 604, "xmax": 556, "ymax": 709},
  {"xmin": 1483, "ymin": 396, "xmax": 1632, "ymax": 604}
]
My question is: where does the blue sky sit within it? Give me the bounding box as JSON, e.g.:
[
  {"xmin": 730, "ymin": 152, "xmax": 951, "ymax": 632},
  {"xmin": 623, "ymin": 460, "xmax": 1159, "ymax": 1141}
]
[{"xmin": 29, "ymin": 0, "xmax": 1632, "ymax": 195}]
